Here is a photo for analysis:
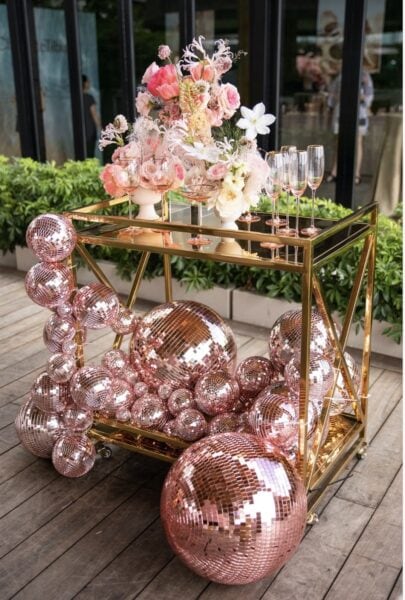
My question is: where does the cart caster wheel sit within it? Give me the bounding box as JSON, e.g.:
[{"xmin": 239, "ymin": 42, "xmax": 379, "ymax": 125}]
[
  {"xmin": 356, "ymin": 445, "xmax": 367, "ymax": 460},
  {"xmin": 306, "ymin": 512, "xmax": 319, "ymax": 525},
  {"xmin": 95, "ymin": 442, "xmax": 112, "ymax": 459}
]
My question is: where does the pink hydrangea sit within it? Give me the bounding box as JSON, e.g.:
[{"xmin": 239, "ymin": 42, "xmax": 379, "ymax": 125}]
[
  {"xmin": 158, "ymin": 45, "xmax": 171, "ymax": 60},
  {"xmin": 147, "ymin": 64, "xmax": 179, "ymax": 101},
  {"xmin": 217, "ymin": 83, "xmax": 240, "ymax": 119},
  {"xmin": 100, "ymin": 164, "xmax": 129, "ymax": 197},
  {"xmin": 141, "ymin": 62, "xmax": 160, "ymax": 84}
]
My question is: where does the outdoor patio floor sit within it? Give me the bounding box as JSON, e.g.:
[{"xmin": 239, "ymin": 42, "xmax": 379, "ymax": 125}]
[{"xmin": 0, "ymin": 267, "xmax": 402, "ymax": 600}]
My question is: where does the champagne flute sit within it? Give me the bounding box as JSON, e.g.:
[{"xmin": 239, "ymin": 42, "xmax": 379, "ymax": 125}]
[
  {"xmin": 278, "ymin": 145, "xmax": 297, "ymax": 235},
  {"xmin": 301, "ymin": 144, "xmax": 324, "ymax": 236},
  {"xmin": 289, "ymin": 149, "xmax": 308, "ymax": 262},
  {"xmin": 261, "ymin": 152, "xmax": 284, "ymax": 259}
]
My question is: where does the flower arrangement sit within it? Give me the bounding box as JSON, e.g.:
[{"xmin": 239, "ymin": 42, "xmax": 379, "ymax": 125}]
[{"xmin": 99, "ymin": 37, "xmax": 276, "ymax": 222}]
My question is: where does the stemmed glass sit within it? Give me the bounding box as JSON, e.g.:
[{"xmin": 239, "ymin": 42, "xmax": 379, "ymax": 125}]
[
  {"xmin": 182, "ymin": 182, "xmax": 218, "ymax": 247},
  {"xmin": 289, "ymin": 149, "xmax": 308, "ymax": 261},
  {"xmin": 301, "ymin": 145, "xmax": 324, "ymax": 236},
  {"xmin": 278, "ymin": 145, "xmax": 297, "ymax": 235},
  {"xmin": 261, "ymin": 151, "xmax": 284, "ymax": 259}
]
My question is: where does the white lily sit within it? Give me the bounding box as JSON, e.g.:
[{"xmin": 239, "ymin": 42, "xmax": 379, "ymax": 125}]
[{"xmin": 236, "ymin": 102, "xmax": 276, "ymax": 140}]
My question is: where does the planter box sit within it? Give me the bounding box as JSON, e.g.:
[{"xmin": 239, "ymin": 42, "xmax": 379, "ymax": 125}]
[
  {"xmin": 0, "ymin": 250, "xmax": 17, "ymax": 269},
  {"xmin": 232, "ymin": 288, "xmax": 402, "ymax": 360}
]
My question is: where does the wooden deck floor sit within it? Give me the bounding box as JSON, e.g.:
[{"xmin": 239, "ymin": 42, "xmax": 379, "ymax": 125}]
[{"xmin": 0, "ymin": 267, "xmax": 402, "ymax": 600}]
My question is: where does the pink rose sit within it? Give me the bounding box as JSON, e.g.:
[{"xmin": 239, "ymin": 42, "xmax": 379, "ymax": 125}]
[
  {"xmin": 147, "ymin": 64, "xmax": 179, "ymax": 100},
  {"xmin": 135, "ymin": 90, "xmax": 153, "ymax": 116},
  {"xmin": 189, "ymin": 61, "xmax": 216, "ymax": 83},
  {"xmin": 206, "ymin": 106, "xmax": 224, "ymax": 127},
  {"xmin": 112, "ymin": 142, "xmax": 139, "ymax": 165},
  {"xmin": 100, "ymin": 164, "xmax": 129, "ymax": 197},
  {"xmin": 141, "ymin": 62, "xmax": 159, "ymax": 84},
  {"xmin": 214, "ymin": 56, "xmax": 233, "ymax": 76},
  {"xmin": 217, "ymin": 83, "xmax": 240, "ymax": 119},
  {"xmin": 158, "ymin": 45, "xmax": 171, "ymax": 60},
  {"xmin": 207, "ymin": 163, "xmax": 228, "ymax": 181}
]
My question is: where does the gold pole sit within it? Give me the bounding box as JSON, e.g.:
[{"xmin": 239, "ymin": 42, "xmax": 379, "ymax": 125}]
[
  {"xmin": 66, "ymin": 251, "xmax": 85, "ymax": 368},
  {"xmin": 113, "ymin": 251, "xmax": 151, "ymax": 349},
  {"xmin": 75, "ymin": 242, "xmax": 117, "ymax": 290},
  {"xmin": 163, "ymin": 254, "xmax": 173, "ymax": 302}
]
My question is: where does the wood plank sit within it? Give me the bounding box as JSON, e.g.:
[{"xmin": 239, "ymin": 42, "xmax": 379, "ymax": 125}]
[
  {"xmin": 388, "ymin": 571, "xmax": 403, "ymax": 600},
  {"xmin": 0, "ymin": 310, "xmax": 45, "ymax": 343},
  {"xmin": 0, "ymin": 445, "xmax": 37, "ymax": 485},
  {"xmin": 0, "ymin": 422, "xmax": 20, "ymax": 454},
  {"xmin": 0, "ymin": 325, "xmax": 43, "ymax": 358},
  {"xmin": 366, "ymin": 371, "xmax": 402, "ymax": 440},
  {"xmin": 0, "ymin": 294, "xmax": 35, "ymax": 317},
  {"xmin": 237, "ymin": 338, "xmax": 268, "ymax": 361},
  {"xmin": 13, "ymin": 486, "xmax": 161, "ymax": 600},
  {"xmin": 0, "ymin": 302, "xmax": 45, "ymax": 329},
  {"xmin": 134, "ymin": 557, "xmax": 208, "ymax": 600},
  {"xmin": 0, "ymin": 402, "xmax": 23, "ymax": 429},
  {"xmin": 0, "ymin": 282, "xmax": 29, "ymax": 303},
  {"xmin": 324, "ymin": 555, "xmax": 400, "ymax": 600}
]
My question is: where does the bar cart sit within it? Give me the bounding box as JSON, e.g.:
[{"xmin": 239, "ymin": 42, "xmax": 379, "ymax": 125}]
[{"xmin": 64, "ymin": 197, "xmax": 377, "ymax": 521}]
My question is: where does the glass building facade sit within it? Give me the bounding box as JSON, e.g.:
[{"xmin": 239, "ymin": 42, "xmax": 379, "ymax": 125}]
[{"xmin": 1, "ymin": 0, "xmax": 402, "ymax": 211}]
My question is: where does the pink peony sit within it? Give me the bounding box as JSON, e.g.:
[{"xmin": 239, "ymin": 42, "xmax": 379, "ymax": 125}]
[
  {"xmin": 100, "ymin": 164, "xmax": 129, "ymax": 197},
  {"xmin": 189, "ymin": 61, "xmax": 216, "ymax": 83},
  {"xmin": 147, "ymin": 64, "xmax": 179, "ymax": 100},
  {"xmin": 135, "ymin": 90, "xmax": 153, "ymax": 116},
  {"xmin": 207, "ymin": 163, "xmax": 228, "ymax": 181},
  {"xmin": 217, "ymin": 83, "xmax": 240, "ymax": 119},
  {"xmin": 158, "ymin": 45, "xmax": 171, "ymax": 60},
  {"xmin": 141, "ymin": 62, "xmax": 160, "ymax": 84}
]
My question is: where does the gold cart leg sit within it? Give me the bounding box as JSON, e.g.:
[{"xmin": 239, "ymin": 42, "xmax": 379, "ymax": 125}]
[
  {"xmin": 113, "ymin": 251, "xmax": 151, "ymax": 349},
  {"xmin": 163, "ymin": 254, "xmax": 173, "ymax": 302},
  {"xmin": 75, "ymin": 242, "xmax": 117, "ymax": 290},
  {"xmin": 66, "ymin": 251, "xmax": 85, "ymax": 368},
  {"xmin": 300, "ymin": 245, "xmax": 313, "ymax": 487}
]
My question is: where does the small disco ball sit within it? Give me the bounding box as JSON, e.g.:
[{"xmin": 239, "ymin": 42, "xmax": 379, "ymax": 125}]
[
  {"xmin": 161, "ymin": 433, "xmax": 307, "ymax": 585},
  {"xmin": 101, "ymin": 379, "xmax": 133, "ymax": 418},
  {"xmin": 173, "ymin": 408, "xmax": 207, "ymax": 441},
  {"xmin": 284, "ymin": 355, "xmax": 334, "ymax": 413},
  {"xmin": 131, "ymin": 395, "xmax": 169, "ymax": 430},
  {"xmin": 47, "ymin": 353, "xmax": 77, "ymax": 384},
  {"xmin": 194, "ymin": 371, "xmax": 239, "ymax": 417},
  {"xmin": 25, "ymin": 262, "xmax": 75, "ymax": 309},
  {"xmin": 236, "ymin": 356, "xmax": 273, "ymax": 397},
  {"xmin": 268, "ymin": 308, "xmax": 334, "ymax": 371},
  {"xmin": 207, "ymin": 412, "xmax": 240, "ymax": 435},
  {"xmin": 73, "ymin": 282, "xmax": 120, "ymax": 329},
  {"xmin": 70, "ymin": 366, "xmax": 113, "ymax": 411},
  {"xmin": 130, "ymin": 301, "xmax": 237, "ymax": 390},
  {"xmin": 52, "ymin": 434, "xmax": 96, "ymax": 478},
  {"xmin": 26, "ymin": 213, "xmax": 77, "ymax": 262},
  {"xmin": 30, "ymin": 372, "xmax": 71, "ymax": 414},
  {"xmin": 163, "ymin": 420, "xmax": 178, "ymax": 437},
  {"xmin": 43, "ymin": 313, "xmax": 77, "ymax": 353},
  {"xmin": 330, "ymin": 352, "xmax": 360, "ymax": 416},
  {"xmin": 15, "ymin": 398, "xmax": 65, "ymax": 458},
  {"xmin": 111, "ymin": 306, "xmax": 139, "ymax": 335},
  {"xmin": 62, "ymin": 407, "xmax": 93, "ymax": 433},
  {"xmin": 101, "ymin": 349, "xmax": 129, "ymax": 375},
  {"xmin": 168, "ymin": 388, "xmax": 196, "ymax": 416}
]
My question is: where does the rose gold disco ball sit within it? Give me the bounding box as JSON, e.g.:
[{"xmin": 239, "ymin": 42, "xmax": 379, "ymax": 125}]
[
  {"xmin": 47, "ymin": 353, "xmax": 77, "ymax": 383},
  {"xmin": 168, "ymin": 388, "xmax": 196, "ymax": 416},
  {"xmin": 43, "ymin": 313, "xmax": 77, "ymax": 353},
  {"xmin": 73, "ymin": 282, "xmax": 120, "ymax": 329},
  {"xmin": 25, "ymin": 262, "xmax": 75, "ymax": 309},
  {"xmin": 52, "ymin": 434, "xmax": 96, "ymax": 478},
  {"xmin": 268, "ymin": 308, "xmax": 334, "ymax": 371},
  {"xmin": 111, "ymin": 306, "xmax": 139, "ymax": 335},
  {"xmin": 330, "ymin": 351, "xmax": 360, "ymax": 415},
  {"xmin": 15, "ymin": 398, "xmax": 65, "ymax": 458},
  {"xmin": 207, "ymin": 412, "xmax": 240, "ymax": 435},
  {"xmin": 70, "ymin": 366, "xmax": 113, "ymax": 411},
  {"xmin": 236, "ymin": 356, "xmax": 273, "ymax": 397},
  {"xmin": 161, "ymin": 433, "xmax": 307, "ymax": 585},
  {"xmin": 101, "ymin": 378, "xmax": 134, "ymax": 418},
  {"xmin": 284, "ymin": 355, "xmax": 334, "ymax": 413},
  {"xmin": 173, "ymin": 408, "xmax": 207, "ymax": 441},
  {"xmin": 194, "ymin": 371, "xmax": 239, "ymax": 416},
  {"xmin": 62, "ymin": 407, "xmax": 93, "ymax": 433},
  {"xmin": 26, "ymin": 213, "xmax": 77, "ymax": 262},
  {"xmin": 30, "ymin": 372, "xmax": 71, "ymax": 413},
  {"xmin": 101, "ymin": 349, "xmax": 129, "ymax": 375},
  {"xmin": 130, "ymin": 301, "xmax": 237, "ymax": 390},
  {"xmin": 131, "ymin": 394, "xmax": 169, "ymax": 430}
]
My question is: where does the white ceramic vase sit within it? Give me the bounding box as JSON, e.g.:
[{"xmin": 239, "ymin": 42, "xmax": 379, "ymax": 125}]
[{"xmin": 130, "ymin": 187, "xmax": 161, "ymax": 220}]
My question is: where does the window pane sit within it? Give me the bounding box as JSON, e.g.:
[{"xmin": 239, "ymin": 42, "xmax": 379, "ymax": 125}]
[{"xmin": 0, "ymin": 2, "xmax": 21, "ymax": 157}]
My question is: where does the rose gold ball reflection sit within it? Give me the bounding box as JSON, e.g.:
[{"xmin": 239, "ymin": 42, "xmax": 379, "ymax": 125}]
[
  {"xmin": 174, "ymin": 409, "xmax": 207, "ymax": 441},
  {"xmin": 194, "ymin": 371, "xmax": 239, "ymax": 416},
  {"xmin": 163, "ymin": 420, "xmax": 178, "ymax": 437},
  {"xmin": 70, "ymin": 366, "xmax": 113, "ymax": 411},
  {"xmin": 25, "ymin": 262, "xmax": 75, "ymax": 309},
  {"xmin": 122, "ymin": 366, "xmax": 140, "ymax": 387},
  {"xmin": 52, "ymin": 434, "xmax": 96, "ymax": 478},
  {"xmin": 43, "ymin": 313, "xmax": 77, "ymax": 353},
  {"xmin": 116, "ymin": 407, "xmax": 131, "ymax": 422},
  {"xmin": 111, "ymin": 306, "xmax": 139, "ymax": 335},
  {"xmin": 61, "ymin": 339, "xmax": 77, "ymax": 355},
  {"xmin": 31, "ymin": 372, "xmax": 71, "ymax": 413},
  {"xmin": 73, "ymin": 282, "xmax": 120, "ymax": 329},
  {"xmin": 47, "ymin": 353, "xmax": 77, "ymax": 383},
  {"xmin": 57, "ymin": 303, "xmax": 73, "ymax": 318},
  {"xmin": 236, "ymin": 356, "xmax": 273, "ymax": 397},
  {"xmin": 158, "ymin": 384, "xmax": 172, "ymax": 401},
  {"xmin": 15, "ymin": 398, "xmax": 64, "ymax": 458},
  {"xmin": 161, "ymin": 433, "xmax": 307, "ymax": 584},
  {"xmin": 168, "ymin": 388, "xmax": 195, "ymax": 416},
  {"xmin": 101, "ymin": 349, "xmax": 129, "ymax": 375},
  {"xmin": 130, "ymin": 301, "xmax": 237, "ymax": 389},
  {"xmin": 131, "ymin": 395, "xmax": 168, "ymax": 430},
  {"xmin": 208, "ymin": 412, "xmax": 240, "ymax": 435},
  {"xmin": 26, "ymin": 213, "xmax": 77, "ymax": 262},
  {"xmin": 284, "ymin": 355, "xmax": 334, "ymax": 412},
  {"xmin": 101, "ymin": 379, "xmax": 133, "ymax": 417},
  {"xmin": 268, "ymin": 308, "xmax": 334, "ymax": 371},
  {"xmin": 62, "ymin": 407, "xmax": 93, "ymax": 432},
  {"xmin": 330, "ymin": 352, "xmax": 360, "ymax": 416},
  {"xmin": 133, "ymin": 381, "xmax": 148, "ymax": 398}
]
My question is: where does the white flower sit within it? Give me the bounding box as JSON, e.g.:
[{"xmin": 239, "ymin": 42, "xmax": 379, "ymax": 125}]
[
  {"xmin": 236, "ymin": 103, "xmax": 276, "ymax": 140},
  {"xmin": 182, "ymin": 141, "xmax": 222, "ymax": 163},
  {"xmin": 113, "ymin": 115, "xmax": 128, "ymax": 133}
]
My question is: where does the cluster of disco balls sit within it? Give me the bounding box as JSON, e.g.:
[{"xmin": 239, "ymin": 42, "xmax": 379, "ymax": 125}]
[{"xmin": 16, "ymin": 212, "xmax": 360, "ymax": 586}]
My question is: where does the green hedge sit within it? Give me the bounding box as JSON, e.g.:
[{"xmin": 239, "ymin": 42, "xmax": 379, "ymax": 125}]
[{"xmin": 0, "ymin": 156, "xmax": 402, "ymax": 342}]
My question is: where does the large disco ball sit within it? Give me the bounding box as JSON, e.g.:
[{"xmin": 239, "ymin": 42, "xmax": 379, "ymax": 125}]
[
  {"xmin": 285, "ymin": 355, "xmax": 334, "ymax": 413},
  {"xmin": 30, "ymin": 372, "xmax": 71, "ymax": 413},
  {"xmin": 15, "ymin": 398, "xmax": 64, "ymax": 458},
  {"xmin": 25, "ymin": 262, "xmax": 75, "ymax": 309},
  {"xmin": 70, "ymin": 366, "xmax": 113, "ymax": 411},
  {"xmin": 161, "ymin": 433, "xmax": 307, "ymax": 585},
  {"xmin": 330, "ymin": 352, "xmax": 360, "ymax": 416},
  {"xmin": 268, "ymin": 308, "xmax": 334, "ymax": 372},
  {"xmin": 236, "ymin": 356, "xmax": 273, "ymax": 397},
  {"xmin": 130, "ymin": 301, "xmax": 237, "ymax": 389},
  {"xmin": 194, "ymin": 371, "xmax": 239, "ymax": 416},
  {"xmin": 26, "ymin": 213, "xmax": 77, "ymax": 262},
  {"xmin": 73, "ymin": 282, "xmax": 120, "ymax": 329},
  {"xmin": 52, "ymin": 434, "xmax": 96, "ymax": 478}
]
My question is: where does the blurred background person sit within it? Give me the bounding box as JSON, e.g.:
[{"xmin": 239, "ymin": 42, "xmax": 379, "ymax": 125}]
[{"xmin": 82, "ymin": 74, "xmax": 100, "ymax": 158}]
